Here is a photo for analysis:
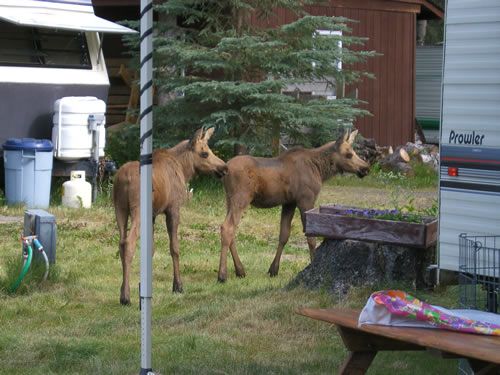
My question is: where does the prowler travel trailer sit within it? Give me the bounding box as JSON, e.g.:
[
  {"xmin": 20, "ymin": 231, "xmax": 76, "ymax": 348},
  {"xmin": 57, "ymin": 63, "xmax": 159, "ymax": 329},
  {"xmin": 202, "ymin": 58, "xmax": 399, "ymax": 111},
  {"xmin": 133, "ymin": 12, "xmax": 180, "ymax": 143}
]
[
  {"xmin": 0, "ymin": 0, "xmax": 135, "ymax": 176},
  {"xmin": 439, "ymin": 1, "xmax": 500, "ymax": 274}
]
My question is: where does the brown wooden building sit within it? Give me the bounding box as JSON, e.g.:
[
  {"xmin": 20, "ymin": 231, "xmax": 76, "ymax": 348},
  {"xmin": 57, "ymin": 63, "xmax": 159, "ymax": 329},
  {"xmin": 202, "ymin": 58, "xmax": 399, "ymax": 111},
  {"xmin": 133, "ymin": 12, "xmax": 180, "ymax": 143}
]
[
  {"xmin": 93, "ymin": 0, "xmax": 443, "ymax": 146},
  {"xmin": 249, "ymin": 0, "xmax": 443, "ymax": 146}
]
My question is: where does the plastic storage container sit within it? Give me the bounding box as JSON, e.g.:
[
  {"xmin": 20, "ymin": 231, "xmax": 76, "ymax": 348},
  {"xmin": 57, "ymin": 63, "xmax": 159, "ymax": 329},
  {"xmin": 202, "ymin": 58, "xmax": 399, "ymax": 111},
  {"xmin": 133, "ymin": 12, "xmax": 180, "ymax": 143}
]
[
  {"xmin": 62, "ymin": 170, "xmax": 92, "ymax": 208},
  {"xmin": 52, "ymin": 96, "xmax": 106, "ymax": 161},
  {"xmin": 24, "ymin": 209, "xmax": 57, "ymax": 264},
  {"xmin": 3, "ymin": 138, "xmax": 53, "ymax": 208}
]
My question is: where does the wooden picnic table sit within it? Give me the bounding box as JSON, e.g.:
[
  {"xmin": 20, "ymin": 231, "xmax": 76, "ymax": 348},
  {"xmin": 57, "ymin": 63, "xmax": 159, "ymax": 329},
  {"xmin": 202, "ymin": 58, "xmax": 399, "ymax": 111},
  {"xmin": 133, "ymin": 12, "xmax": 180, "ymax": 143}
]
[{"xmin": 297, "ymin": 308, "xmax": 500, "ymax": 375}]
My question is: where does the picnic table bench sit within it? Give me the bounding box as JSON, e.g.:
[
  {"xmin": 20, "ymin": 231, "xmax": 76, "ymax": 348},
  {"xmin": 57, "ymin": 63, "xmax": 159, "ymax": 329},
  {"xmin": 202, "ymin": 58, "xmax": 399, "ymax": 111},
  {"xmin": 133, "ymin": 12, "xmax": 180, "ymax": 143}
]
[{"xmin": 297, "ymin": 308, "xmax": 500, "ymax": 375}]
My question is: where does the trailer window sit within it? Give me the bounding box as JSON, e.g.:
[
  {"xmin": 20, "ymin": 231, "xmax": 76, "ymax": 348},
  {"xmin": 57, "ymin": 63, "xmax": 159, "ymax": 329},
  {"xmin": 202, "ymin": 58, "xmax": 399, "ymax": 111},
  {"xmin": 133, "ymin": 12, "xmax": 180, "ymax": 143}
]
[{"xmin": 0, "ymin": 21, "xmax": 91, "ymax": 69}]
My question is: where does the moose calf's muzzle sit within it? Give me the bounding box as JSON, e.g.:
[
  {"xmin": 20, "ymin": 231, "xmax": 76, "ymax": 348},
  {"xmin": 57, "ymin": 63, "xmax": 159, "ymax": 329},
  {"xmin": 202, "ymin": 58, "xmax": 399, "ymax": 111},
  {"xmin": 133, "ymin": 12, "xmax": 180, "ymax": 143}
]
[
  {"xmin": 216, "ymin": 164, "xmax": 229, "ymax": 178},
  {"xmin": 357, "ymin": 166, "xmax": 370, "ymax": 178}
]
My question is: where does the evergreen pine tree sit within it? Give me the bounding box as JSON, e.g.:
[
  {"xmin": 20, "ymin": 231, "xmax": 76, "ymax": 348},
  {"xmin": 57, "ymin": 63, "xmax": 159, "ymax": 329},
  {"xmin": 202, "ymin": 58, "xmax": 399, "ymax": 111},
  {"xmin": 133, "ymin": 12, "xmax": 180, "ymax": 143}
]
[{"xmin": 127, "ymin": 0, "xmax": 375, "ymax": 156}]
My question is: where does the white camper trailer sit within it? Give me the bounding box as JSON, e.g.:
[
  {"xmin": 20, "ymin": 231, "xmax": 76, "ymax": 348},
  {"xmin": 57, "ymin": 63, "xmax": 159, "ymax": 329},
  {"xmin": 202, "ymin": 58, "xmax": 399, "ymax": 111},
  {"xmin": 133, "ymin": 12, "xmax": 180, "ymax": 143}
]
[
  {"xmin": 0, "ymin": 0, "xmax": 135, "ymax": 175},
  {"xmin": 439, "ymin": 1, "xmax": 500, "ymax": 273}
]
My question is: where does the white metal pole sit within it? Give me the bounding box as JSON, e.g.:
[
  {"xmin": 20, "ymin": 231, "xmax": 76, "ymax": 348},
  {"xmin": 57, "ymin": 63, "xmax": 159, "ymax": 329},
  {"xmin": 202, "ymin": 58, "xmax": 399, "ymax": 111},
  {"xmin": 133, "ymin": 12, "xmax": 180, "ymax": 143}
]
[{"xmin": 139, "ymin": 0, "xmax": 154, "ymax": 374}]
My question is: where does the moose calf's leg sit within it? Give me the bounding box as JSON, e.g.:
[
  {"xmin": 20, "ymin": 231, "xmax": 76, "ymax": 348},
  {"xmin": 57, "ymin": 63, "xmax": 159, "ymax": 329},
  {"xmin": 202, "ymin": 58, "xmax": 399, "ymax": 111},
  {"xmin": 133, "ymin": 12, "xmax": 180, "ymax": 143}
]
[
  {"xmin": 230, "ymin": 239, "xmax": 246, "ymax": 278},
  {"xmin": 228, "ymin": 206, "xmax": 246, "ymax": 278},
  {"xmin": 119, "ymin": 241, "xmax": 131, "ymax": 305},
  {"xmin": 219, "ymin": 213, "xmax": 235, "ymax": 282},
  {"xmin": 120, "ymin": 215, "xmax": 139, "ymax": 305},
  {"xmin": 298, "ymin": 200, "xmax": 317, "ymax": 261},
  {"xmin": 269, "ymin": 203, "xmax": 296, "ymax": 277},
  {"xmin": 219, "ymin": 201, "xmax": 247, "ymax": 282},
  {"xmin": 166, "ymin": 209, "xmax": 183, "ymax": 293}
]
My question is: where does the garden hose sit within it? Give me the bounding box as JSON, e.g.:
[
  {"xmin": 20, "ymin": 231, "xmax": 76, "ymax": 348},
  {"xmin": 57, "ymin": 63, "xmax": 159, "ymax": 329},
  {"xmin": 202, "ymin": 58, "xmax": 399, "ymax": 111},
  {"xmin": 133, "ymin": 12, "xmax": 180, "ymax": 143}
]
[
  {"xmin": 9, "ymin": 241, "xmax": 33, "ymax": 293},
  {"xmin": 9, "ymin": 237, "xmax": 50, "ymax": 293},
  {"xmin": 33, "ymin": 238, "xmax": 49, "ymax": 282}
]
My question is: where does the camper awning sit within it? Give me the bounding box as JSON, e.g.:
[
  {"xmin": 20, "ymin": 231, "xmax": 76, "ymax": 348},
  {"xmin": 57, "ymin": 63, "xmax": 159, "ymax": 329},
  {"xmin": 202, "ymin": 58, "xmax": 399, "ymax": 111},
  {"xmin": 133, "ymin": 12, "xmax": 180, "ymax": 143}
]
[{"xmin": 0, "ymin": 0, "xmax": 136, "ymax": 34}]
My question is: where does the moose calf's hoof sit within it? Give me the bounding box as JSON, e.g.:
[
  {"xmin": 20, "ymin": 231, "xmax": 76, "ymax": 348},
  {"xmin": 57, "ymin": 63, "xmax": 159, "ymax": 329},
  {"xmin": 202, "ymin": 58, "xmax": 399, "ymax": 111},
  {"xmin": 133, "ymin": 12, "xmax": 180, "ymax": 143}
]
[
  {"xmin": 120, "ymin": 297, "xmax": 131, "ymax": 306},
  {"xmin": 235, "ymin": 270, "xmax": 246, "ymax": 278},
  {"xmin": 268, "ymin": 266, "xmax": 279, "ymax": 277},
  {"xmin": 217, "ymin": 275, "xmax": 227, "ymax": 283},
  {"xmin": 172, "ymin": 283, "xmax": 184, "ymax": 293}
]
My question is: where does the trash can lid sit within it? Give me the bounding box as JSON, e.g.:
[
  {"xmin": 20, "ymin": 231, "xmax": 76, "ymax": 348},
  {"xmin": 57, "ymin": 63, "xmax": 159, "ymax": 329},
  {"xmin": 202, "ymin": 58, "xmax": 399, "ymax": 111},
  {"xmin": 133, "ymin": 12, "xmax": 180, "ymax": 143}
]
[{"xmin": 3, "ymin": 138, "xmax": 53, "ymax": 152}]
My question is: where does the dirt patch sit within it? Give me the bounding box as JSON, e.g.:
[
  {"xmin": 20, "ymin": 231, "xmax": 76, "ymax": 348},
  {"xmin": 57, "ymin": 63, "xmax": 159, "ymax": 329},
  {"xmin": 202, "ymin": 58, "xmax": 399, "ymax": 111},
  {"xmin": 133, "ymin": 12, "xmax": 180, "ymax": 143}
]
[{"xmin": 0, "ymin": 216, "xmax": 22, "ymax": 224}]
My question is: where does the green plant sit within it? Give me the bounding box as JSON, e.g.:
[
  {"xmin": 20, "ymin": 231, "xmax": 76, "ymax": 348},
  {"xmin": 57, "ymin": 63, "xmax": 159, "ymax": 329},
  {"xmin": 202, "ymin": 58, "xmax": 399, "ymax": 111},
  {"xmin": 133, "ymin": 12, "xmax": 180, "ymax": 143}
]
[
  {"xmin": 411, "ymin": 161, "xmax": 439, "ymax": 188},
  {"xmin": 421, "ymin": 199, "xmax": 439, "ymax": 217},
  {"xmin": 122, "ymin": 1, "xmax": 376, "ymax": 156},
  {"xmin": 341, "ymin": 201, "xmax": 436, "ymax": 223},
  {"xmin": 327, "ymin": 161, "xmax": 438, "ymax": 190},
  {"xmin": 374, "ymin": 209, "xmax": 428, "ymax": 224},
  {"xmin": 105, "ymin": 124, "xmax": 140, "ymax": 167},
  {"xmin": 94, "ymin": 179, "xmax": 114, "ymax": 208},
  {"xmin": 380, "ymin": 184, "xmax": 438, "ymax": 222},
  {"xmin": 50, "ymin": 176, "xmax": 65, "ymax": 206},
  {"xmin": 333, "ymin": 173, "xmax": 439, "ymax": 223}
]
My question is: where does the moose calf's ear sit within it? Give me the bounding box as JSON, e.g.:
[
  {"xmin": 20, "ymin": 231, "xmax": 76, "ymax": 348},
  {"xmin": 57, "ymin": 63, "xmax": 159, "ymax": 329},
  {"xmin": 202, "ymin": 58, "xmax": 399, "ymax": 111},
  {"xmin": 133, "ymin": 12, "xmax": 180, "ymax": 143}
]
[
  {"xmin": 190, "ymin": 128, "xmax": 205, "ymax": 147},
  {"xmin": 203, "ymin": 127, "xmax": 215, "ymax": 141},
  {"xmin": 347, "ymin": 129, "xmax": 359, "ymax": 145},
  {"xmin": 336, "ymin": 130, "xmax": 349, "ymax": 144}
]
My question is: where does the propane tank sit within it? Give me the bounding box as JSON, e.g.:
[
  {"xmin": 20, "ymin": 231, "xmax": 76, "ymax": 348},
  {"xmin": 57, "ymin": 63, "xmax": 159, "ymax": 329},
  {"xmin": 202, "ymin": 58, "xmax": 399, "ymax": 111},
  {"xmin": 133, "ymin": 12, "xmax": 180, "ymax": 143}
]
[{"xmin": 62, "ymin": 171, "xmax": 92, "ymax": 208}]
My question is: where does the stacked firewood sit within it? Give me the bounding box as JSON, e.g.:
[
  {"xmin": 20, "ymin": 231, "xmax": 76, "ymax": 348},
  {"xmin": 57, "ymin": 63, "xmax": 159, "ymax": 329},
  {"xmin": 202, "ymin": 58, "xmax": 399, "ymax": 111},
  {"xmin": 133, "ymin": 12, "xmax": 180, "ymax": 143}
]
[
  {"xmin": 352, "ymin": 137, "xmax": 380, "ymax": 165},
  {"xmin": 354, "ymin": 135, "xmax": 439, "ymax": 176}
]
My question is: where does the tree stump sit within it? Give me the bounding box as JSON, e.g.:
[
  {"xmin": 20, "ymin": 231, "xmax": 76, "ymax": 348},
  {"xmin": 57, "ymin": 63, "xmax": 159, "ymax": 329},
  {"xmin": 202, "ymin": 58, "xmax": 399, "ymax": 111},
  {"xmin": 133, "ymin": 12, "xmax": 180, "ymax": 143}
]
[{"xmin": 289, "ymin": 239, "xmax": 435, "ymax": 294}]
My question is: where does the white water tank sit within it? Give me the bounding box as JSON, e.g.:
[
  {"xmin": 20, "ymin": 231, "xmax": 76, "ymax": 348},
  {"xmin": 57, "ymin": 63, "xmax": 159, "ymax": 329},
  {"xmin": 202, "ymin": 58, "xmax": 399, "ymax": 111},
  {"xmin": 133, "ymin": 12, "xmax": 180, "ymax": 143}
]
[
  {"xmin": 52, "ymin": 97, "xmax": 106, "ymax": 161},
  {"xmin": 62, "ymin": 171, "xmax": 92, "ymax": 209}
]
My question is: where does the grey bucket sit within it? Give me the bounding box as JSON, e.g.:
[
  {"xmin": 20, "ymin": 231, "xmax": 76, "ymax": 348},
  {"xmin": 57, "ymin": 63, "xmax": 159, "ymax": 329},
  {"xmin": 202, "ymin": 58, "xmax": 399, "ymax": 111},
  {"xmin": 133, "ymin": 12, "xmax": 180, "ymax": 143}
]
[{"xmin": 3, "ymin": 138, "xmax": 53, "ymax": 208}]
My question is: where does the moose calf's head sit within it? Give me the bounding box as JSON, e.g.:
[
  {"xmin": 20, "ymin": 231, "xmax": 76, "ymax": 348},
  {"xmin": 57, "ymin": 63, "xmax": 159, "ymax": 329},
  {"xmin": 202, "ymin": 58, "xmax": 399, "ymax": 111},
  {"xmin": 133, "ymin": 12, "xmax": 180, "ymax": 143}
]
[
  {"xmin": 190, "ymin": 127, "xmax": 228, "ymax": 178},
  {"xmin": 333, "ymin": 129, "xmax": 370, "ymax": 178}
]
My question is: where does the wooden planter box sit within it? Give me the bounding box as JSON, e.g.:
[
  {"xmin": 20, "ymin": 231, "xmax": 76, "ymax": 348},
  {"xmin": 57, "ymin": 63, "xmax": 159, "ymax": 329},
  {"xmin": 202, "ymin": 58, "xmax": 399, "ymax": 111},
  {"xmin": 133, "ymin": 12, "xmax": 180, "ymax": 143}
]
[{"xmin": 305, "ymin": 205, "xmax": 438, "ymax": 249}]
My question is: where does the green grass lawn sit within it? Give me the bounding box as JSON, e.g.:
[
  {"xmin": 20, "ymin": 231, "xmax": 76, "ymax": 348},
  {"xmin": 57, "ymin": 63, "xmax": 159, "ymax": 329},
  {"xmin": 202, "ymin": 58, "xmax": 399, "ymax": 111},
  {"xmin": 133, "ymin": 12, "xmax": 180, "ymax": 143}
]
[{"xmin": 0, "ymin": 170, "xmax": 460, "ymax": 375}]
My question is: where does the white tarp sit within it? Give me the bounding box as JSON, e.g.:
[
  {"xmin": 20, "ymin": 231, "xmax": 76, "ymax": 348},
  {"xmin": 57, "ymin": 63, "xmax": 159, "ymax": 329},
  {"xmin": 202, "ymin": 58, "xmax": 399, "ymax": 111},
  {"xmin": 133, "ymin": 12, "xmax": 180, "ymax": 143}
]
[{"xmin": 0, "ymin": 0, "xmax": 136, "ymax": 33}]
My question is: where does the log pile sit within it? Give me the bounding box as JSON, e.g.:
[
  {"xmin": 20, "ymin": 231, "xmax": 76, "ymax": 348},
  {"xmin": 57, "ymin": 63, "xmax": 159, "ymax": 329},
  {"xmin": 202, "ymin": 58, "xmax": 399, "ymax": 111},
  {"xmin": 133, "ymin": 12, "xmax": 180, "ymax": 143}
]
[
  {"xmin": 354, "ymin": 134, "xmax": 439, "ymax": 176},
  {"xmin": 379, "ymin": 146, "xmax": 412, "ymax": 175},
  {"xmin": 352, "ymin": 137, "xmax": 379, "ymax": 165}
]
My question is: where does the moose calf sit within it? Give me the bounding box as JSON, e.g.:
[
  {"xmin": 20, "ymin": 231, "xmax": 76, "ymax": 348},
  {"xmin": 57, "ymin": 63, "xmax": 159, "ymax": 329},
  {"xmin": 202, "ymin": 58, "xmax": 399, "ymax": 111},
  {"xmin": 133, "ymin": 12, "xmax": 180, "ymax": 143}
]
[
  {"xmin": 218, "ymin": 130, "xmax": 370, "ymax": 282},
  {"xmin": 113, "ymin": 128, "xmax": 227, "ymax": 305}
]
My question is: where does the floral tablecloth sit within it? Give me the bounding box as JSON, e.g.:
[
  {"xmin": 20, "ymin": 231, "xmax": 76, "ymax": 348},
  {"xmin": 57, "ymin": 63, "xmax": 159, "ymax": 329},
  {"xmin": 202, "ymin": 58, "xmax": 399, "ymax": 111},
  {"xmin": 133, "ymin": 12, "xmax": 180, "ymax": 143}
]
[{"xmin": 358, "ymin": 290, "xmax": 500, "ymax": 336}]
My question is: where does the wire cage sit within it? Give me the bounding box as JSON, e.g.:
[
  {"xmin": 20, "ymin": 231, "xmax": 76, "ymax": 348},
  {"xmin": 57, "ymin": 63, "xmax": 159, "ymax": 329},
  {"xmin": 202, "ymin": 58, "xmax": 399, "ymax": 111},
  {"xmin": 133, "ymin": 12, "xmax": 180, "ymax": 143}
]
[{"xmin": 459, "ymin": 233, "xmax": 500, "ymax": 314}]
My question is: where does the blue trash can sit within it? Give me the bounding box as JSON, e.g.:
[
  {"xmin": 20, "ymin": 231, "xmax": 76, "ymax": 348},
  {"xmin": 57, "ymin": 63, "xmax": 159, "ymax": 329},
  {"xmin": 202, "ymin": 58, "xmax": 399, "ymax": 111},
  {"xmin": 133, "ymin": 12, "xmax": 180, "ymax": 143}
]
[{"xmin": 3, "ymin": 138, "xmax": 53, "ymax": 208}]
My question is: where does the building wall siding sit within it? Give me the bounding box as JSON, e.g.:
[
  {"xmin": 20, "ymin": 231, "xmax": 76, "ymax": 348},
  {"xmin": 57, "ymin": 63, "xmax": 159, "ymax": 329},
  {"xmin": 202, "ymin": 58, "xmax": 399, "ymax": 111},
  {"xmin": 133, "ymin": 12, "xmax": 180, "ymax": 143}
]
[
  {"xmin": 251, "ymin": 4, "xmax": 417, "ymax": 146},
  {"xmin": 416, "ymin": 45, "xmax": 443, "ymax": 119}
]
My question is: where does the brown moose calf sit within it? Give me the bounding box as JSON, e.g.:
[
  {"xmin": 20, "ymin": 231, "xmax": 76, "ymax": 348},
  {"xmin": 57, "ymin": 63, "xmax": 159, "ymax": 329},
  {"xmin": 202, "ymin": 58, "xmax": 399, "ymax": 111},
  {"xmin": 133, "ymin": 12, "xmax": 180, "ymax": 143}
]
[
  {"xmin": 218, "ymin": 130, "xmax": 370, "ymax": 282},
  {"xmin": 113, "ymin": 127, "xmax": 227, "ymax": 305}
]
